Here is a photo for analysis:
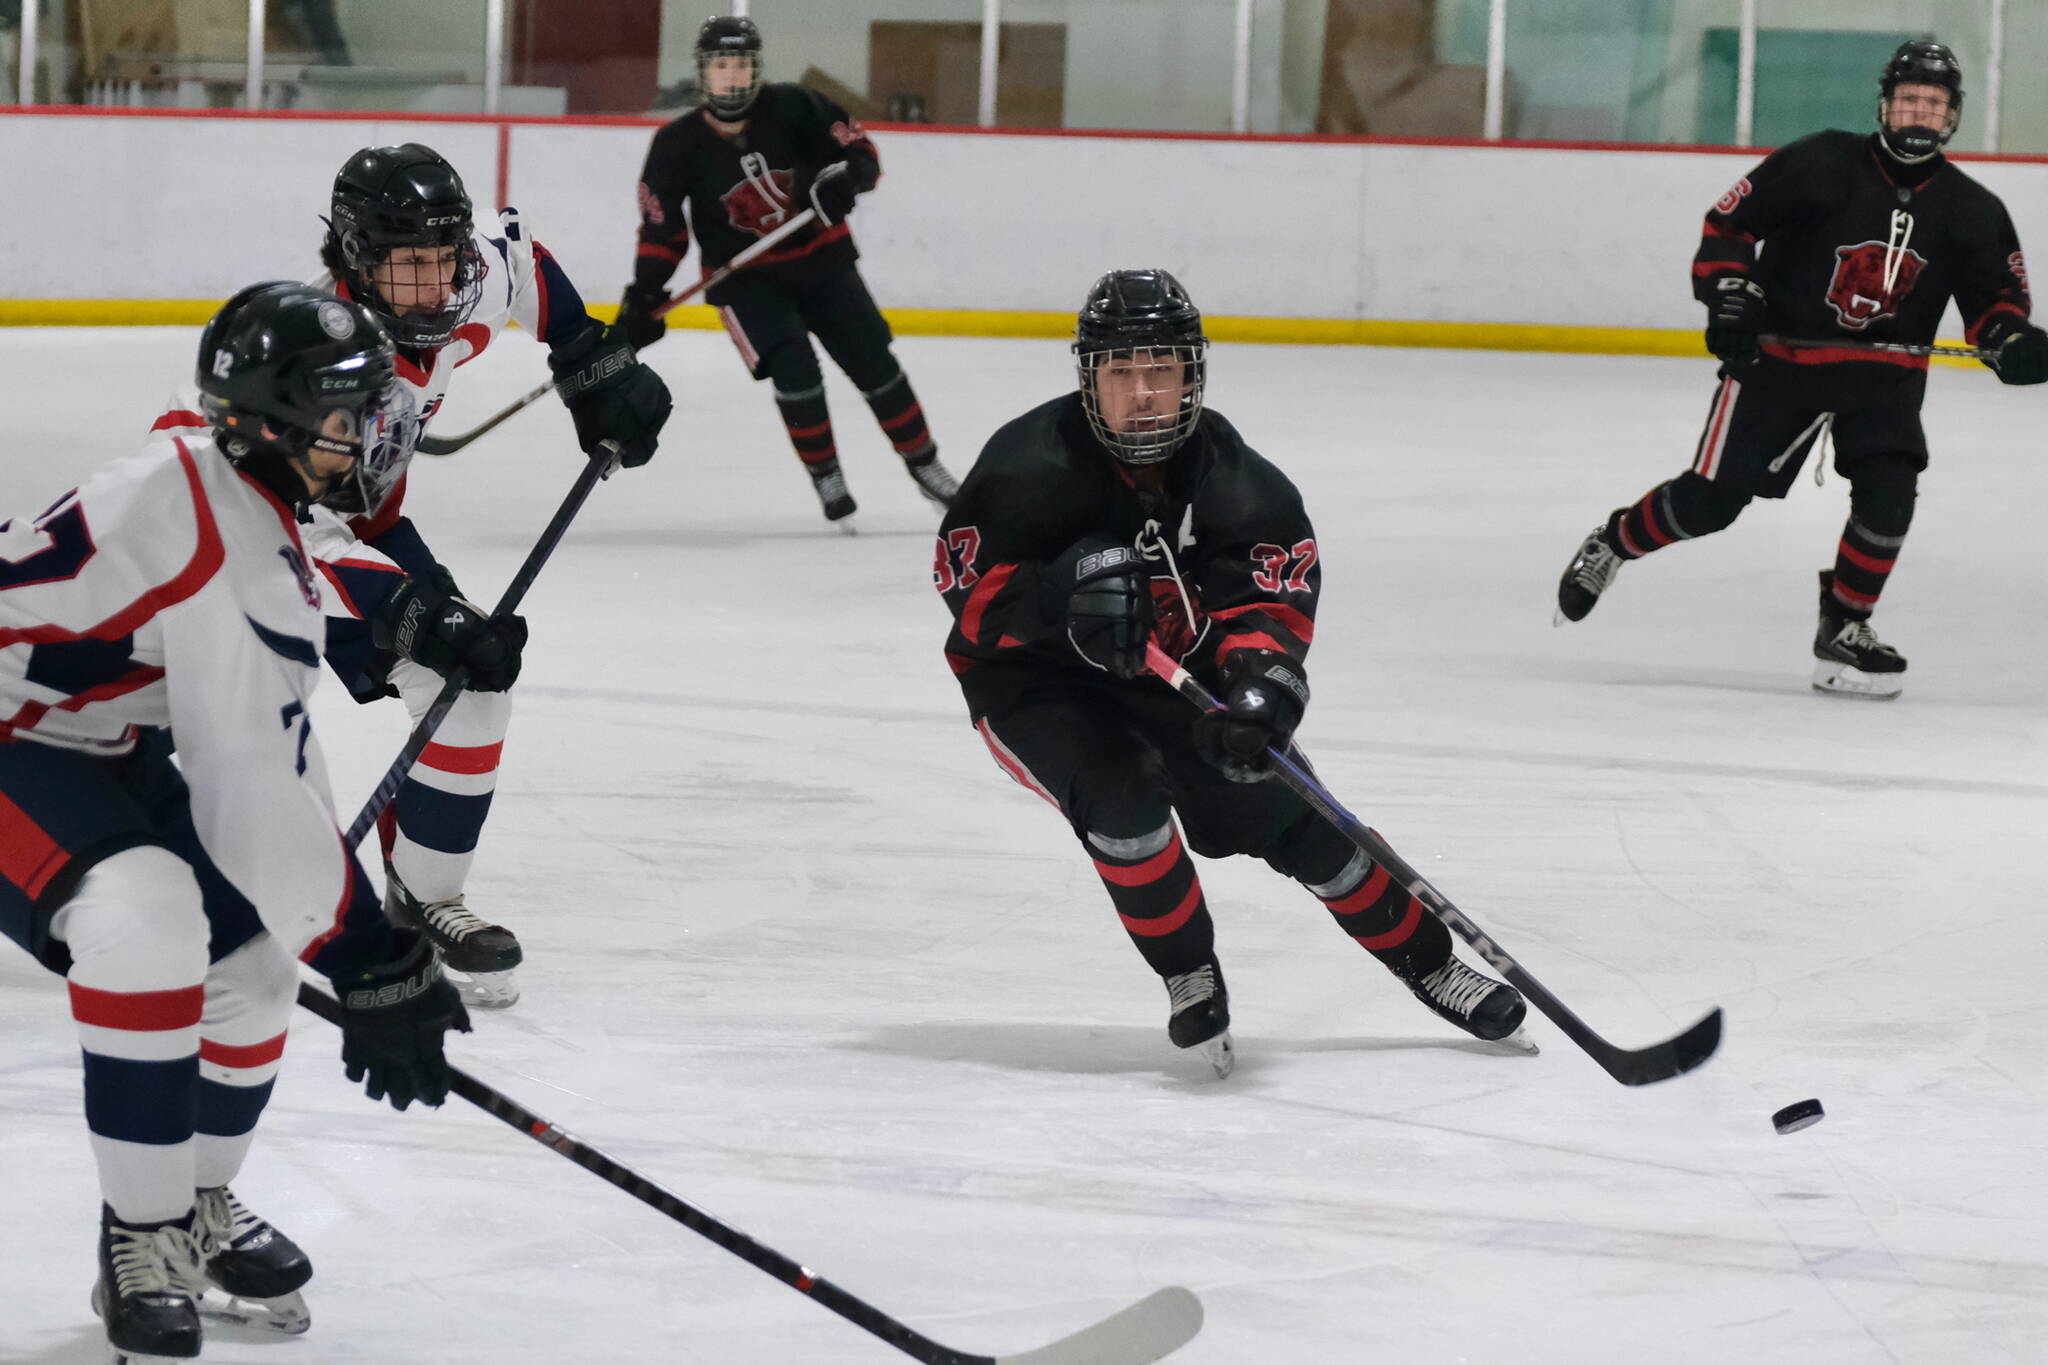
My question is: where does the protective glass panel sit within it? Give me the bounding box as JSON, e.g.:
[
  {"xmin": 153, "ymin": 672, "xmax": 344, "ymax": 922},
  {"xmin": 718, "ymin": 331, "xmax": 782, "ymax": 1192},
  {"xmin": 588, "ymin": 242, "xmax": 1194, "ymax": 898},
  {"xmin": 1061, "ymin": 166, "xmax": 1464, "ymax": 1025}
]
[
  {"xmin": 1505, "ymin": 0, "xmax": 1746, "ymax": 144},
  {"xmin": 995, "ymin": 0, "xmax": 1238, "ymax": 132},
  {"xmin": 705, "ymin": 0, "xmax": 988, "ymax": 127},
  {"xmin": 55, "ymin": 0, "xmax": 252, "ymax": 107},
  {"xmin": 265, "ymin": 0, "xmax": 496, "ymax": 114},
  {"xmin": 1312, "ymin": 0, "xmax": 1490, "ymax": 137},
  {"xmin": 1739, "ymin": 2, "xmax": 1990, "ymax": 152}
]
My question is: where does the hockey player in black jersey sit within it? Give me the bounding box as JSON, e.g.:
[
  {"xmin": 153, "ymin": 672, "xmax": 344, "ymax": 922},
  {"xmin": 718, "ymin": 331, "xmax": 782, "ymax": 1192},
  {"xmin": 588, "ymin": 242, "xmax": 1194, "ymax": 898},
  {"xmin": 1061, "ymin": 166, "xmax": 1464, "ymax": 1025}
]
[
  {"xmin": 1556, "ymin": 39, "xmax": 2048, "ymax": 699},
  {"xmin": 620, "ymin": 15, "xmax": 959, "ymax": 527},
  {"xmin": 936, "ymin": 269, "xmax": 1525, "ymax": 1077}
]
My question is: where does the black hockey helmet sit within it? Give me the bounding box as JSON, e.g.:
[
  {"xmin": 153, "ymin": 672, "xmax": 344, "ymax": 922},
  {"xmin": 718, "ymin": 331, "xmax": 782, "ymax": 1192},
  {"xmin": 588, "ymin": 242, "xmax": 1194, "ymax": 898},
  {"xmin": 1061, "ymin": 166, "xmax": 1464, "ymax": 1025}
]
[
  {"xmin": 1877, "ymin": 39, "xmax": 1963, "ymax": 164},
  {"xmin": 322, "ymin": 143, "xmax": 486, "ymax": 348},
  {"xmin": 197, "ymin": 282, "xmax": 405, "ymax": 513},
  {"xmin": 695, "ymin": 15, "xmax": 763, "ymax": 120},
  {"xmin": 1072, "ymin": 269, "xmax": 1209, "ymax": 466}
]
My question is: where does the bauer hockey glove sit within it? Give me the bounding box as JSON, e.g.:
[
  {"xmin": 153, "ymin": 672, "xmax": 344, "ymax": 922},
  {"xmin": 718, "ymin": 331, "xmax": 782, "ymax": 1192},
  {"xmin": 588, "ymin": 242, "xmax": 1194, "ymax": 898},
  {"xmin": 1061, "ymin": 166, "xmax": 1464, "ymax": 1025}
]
[
  {"xmin": 371, "ymin": 565, "xmax": 528, "ymax": 692},
  {"xmin": 1704, "ymin": 277, "xmax": 1768, "ymax": 369},
  {"xmin": 617, "ymin": 283, "xmax": 671, "ymax": 352},
  {"xmin": 550, "ymin": 320, "xmax": 674, "ymax": 468},
  {"xmin": 808, "ymin": 161, "xmax": 859, "ymax": 226},
  {"xmin": 1979, "ymin": 315, "xmax": 2048, "ymax": 385},
  {"xmin": 1194, "ymin": 651, "xmax": 1309, "ymax": 783},
  {"xmin": 1047, "ymin": 533, "xmax": 1154, "ymax": 680},
  {"xmin": 332, "ymin": 930, "xmax": 472, "ymax": 1111}
]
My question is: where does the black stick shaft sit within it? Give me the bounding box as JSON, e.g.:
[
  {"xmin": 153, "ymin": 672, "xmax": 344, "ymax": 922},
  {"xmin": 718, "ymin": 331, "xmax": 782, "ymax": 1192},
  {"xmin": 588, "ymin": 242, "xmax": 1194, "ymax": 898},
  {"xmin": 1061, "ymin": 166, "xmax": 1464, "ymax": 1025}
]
[
  {"xmin": 1143, "ymin": 642, "xmax": 1719, "ymax": 1086},
  {"xmin": 293, "ymin": 982, "xmax": 997, "ymax": 1364},
  {"xmin": 344, "ymin": 444, "xmax": 621, "ymax": 848},
  {"xmin": 1761, "ymin": 332, "xmax": 1991, "ymax": 360}
]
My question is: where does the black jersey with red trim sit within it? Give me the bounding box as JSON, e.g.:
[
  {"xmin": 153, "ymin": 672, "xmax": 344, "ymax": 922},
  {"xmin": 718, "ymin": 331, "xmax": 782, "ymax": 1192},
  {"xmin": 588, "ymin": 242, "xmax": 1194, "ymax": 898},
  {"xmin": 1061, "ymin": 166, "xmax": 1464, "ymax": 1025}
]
[
  {"xmin": 1694, "ymin": 131, "xmax": 2030, "ymax": 404},
  {"xmin": 632, "ymin": 84, "xmax": 880, "ymax": 295},
  {"xmin": 935, "ymin": 394, "xmax": 1318, "ymax": 717}
]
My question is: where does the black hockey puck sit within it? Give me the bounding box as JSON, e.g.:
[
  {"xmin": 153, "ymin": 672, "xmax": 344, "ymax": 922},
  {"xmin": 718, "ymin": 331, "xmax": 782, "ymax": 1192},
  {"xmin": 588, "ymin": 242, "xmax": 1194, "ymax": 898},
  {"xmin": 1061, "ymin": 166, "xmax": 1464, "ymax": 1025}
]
[{"xmin": 1772, "ymin": 1098, "xmax": 1824, "ymax": 1134}]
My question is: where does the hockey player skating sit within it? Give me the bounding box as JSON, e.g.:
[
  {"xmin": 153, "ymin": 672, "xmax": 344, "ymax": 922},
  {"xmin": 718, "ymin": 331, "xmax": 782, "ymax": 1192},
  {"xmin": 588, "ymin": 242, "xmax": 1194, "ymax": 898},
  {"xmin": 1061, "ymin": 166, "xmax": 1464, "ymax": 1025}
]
[
  {"xmin": 621, "ymin": 15, "xmax": 958, "ymax": 528},
  {"xmin": 0, "ymin": 284, "xmax": 472, "ymax": 1363},
  {"xmin": 154, "ymin": 144, "xmax": 672, "ymax": 1006},
  {"xmin": 935, "ymin": 270, "xmax": 1526, "ymax": 1077},
  {"xmin": 1556, "ymin": 39, "xmax": 2047, "ymax": 699}
]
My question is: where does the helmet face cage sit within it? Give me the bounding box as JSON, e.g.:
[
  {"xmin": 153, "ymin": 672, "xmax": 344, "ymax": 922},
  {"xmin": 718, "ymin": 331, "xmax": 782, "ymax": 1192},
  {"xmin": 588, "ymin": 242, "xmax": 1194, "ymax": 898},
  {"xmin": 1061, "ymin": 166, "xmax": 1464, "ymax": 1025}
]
[
  {"xmin": 340, "ymin": 233, "xmax": 485, "ymax": 350},
  {"xmin": 696, "ymin": 17, "xmax": 763, "ymax": 119},
  {"xmin": 1877, "ymin": 41, "xmax": 1964, "ymax": 163},
  {"xmin": 315, "ymin": 380, "xmax": 416, "ymax": 515},
  {"xmin": 327, "ymin": 145, "xmax": 487, "ymax": 348},
  {"xmin": 1076, "ymin": 344, "xmax": 1208, "ymax": 466}
]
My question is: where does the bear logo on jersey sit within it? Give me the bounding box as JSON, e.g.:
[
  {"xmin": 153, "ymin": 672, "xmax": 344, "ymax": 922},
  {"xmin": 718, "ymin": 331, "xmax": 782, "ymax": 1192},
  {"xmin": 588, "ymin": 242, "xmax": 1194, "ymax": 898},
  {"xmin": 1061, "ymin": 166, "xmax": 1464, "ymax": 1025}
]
[
  {"xmin": 1825, "ymin": 241, "xmax": 1928, "ymax": 330},
  {"xmin": 721, "ymin": 153, "xmax": 796, "ymax": 238}
]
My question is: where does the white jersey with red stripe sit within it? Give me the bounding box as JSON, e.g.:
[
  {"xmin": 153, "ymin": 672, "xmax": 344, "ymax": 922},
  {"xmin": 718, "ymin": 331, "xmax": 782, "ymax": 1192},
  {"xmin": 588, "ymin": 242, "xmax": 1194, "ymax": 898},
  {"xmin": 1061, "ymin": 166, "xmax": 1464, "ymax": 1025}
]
[{"xmin": 0, "ymin": 431, "xmax": 360, "ymax": 959}]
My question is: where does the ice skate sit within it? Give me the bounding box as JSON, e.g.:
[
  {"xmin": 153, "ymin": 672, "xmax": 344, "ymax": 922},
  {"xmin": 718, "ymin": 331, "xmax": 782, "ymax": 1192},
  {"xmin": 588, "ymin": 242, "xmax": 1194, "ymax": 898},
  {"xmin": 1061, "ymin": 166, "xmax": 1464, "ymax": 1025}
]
[
  {"xmin": 1555, "ymin": 525, "xmax": 1623, "ymax": 625},
  {"xmin": 902, "ymin": 445, "xmax": 960, "ymax": 510},
  {"xmin": 182, "ymin": 1186, "xmax": 311, "ymax": 1335},
  {"xmin": 809, "ymin": 459, "xmax": 858, "ymax": 532},
  {"xmin": 91, "ymin": 1205, "xmax": 204, "ymax": 1363},
  {"xmin": 386, "ymin": 866, "xmax": 522, "ymax": 1008},
  {"xmin": 1812, "ymin": 571, "xmax": 1905, "ymax": 699},
  {"xmin": 1164, "ymin": 961, "xmax": 1234, "ymax": 1078},
  {"xmin": 1407, "ymin": 954, "xmax": 1532, "ymax": 1048}
]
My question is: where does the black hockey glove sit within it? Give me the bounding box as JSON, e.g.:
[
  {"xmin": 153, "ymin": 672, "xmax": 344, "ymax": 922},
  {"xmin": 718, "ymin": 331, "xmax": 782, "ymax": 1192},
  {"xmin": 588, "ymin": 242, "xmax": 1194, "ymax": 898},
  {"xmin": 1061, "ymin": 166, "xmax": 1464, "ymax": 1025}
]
[
  {"xmin": 1194, "ymin": 651, "xmax": 1309, "ymax": 783},
  {"xmin": 1980, "ymin": 315, "xmax": 2048, "ymax": 386},
  {"xmin": 1045, "ymin": 533, "xmax": 1153, "ymax": 680},
  {"xmin": 1704, "ymin": 277, "xmax": 1768, "ymax": 369},
  {"xmin": 549, "ymin": 321, "xmax": 673, "ymax": 468},
  {"xmin": 808, "ymin": 161, "xmax": 859, "ymax": 227},
  {"xmin": 332, "ymin": 929, "xmax": 471, "ymax": 1111},
  {"xmin": 617, "ymin": 283, "xmax": 671, "ymax": 353},
  {"xmin": 371, "ymin": 565, "xmax": 527, "ymax": 692}
]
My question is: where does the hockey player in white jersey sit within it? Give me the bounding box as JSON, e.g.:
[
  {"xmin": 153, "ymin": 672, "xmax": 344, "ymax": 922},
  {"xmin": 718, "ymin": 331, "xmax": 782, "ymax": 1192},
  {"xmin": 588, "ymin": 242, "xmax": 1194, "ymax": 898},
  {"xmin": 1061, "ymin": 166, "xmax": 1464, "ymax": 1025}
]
[
  {"xmin": 0, "ymin": 283, "xmax": 473, "ymax": 1364},
  {"xmin": 153, "ymin": 144, "xmax": 672, "ymax": 1007}
]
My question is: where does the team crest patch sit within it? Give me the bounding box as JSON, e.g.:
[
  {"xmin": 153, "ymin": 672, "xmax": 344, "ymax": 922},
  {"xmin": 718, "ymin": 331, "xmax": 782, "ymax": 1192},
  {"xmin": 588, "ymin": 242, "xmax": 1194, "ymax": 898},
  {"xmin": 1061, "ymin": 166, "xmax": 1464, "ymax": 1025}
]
[
  {"xmin": 1825, "ymin": 241, "xmax": 1927, "ymax": 331},
  {"xmin": 721, "ymin": 153, "xmax": 796, "ymax": 237},
  {"xmin": 277, "ymin": 544, "xmax": 321, "ymax": 610},
  {"xmin": 316, "ymin": 301, "xmax": 356, "ymax": 339}
]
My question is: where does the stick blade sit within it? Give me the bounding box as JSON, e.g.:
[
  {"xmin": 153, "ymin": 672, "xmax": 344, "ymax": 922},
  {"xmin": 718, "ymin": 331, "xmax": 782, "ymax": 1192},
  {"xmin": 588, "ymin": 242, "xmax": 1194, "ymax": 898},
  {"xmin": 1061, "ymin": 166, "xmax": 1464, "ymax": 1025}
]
[
  {"xmin": 994, "ymin": 1287, "xmax": 1203, "ymax": 1365},
  {"xmin": 1602, "ymin": 1007, "xmax": 1722, "ymax": 1087}
]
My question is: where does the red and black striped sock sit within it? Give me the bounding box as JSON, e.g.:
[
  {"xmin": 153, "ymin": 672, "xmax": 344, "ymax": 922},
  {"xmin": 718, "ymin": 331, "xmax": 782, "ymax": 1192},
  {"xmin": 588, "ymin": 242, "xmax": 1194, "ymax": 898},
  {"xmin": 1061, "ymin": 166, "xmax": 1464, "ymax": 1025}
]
[
  {"xmin": 863, "ymin": 371, "xmax": 934, "ymax": 463},
  {"xmin": 1607, "ymin": 480, "xmax": 1689, "ymax": 561},
  {"xmin": 1087, "ymin": 822, "xmax": 1215, "ymax": 977},
  {"xmin": 1309, "ymin": 850, "xmax": 1450, "ymax": 981},
  {"xmin": 775, "ymin": 383, "xmax": 837, "ymax": 471},
  {"xmin": 1828, "ymin": 518, "xmax": 1906, "ymax": 619}
]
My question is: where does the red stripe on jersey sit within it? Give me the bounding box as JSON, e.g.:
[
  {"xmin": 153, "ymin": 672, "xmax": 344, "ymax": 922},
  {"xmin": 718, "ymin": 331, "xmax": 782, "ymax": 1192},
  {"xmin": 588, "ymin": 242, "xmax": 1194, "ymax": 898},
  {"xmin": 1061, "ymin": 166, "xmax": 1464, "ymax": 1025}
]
[
  {"xmin": 0, "ymin": 445, "xmax": 223, "ymax": 650},
  {"xmin": 1119, "ymin": 878, "xmax": 1203, "ymax": 937},
  {"xmin": 1324, "ymin": 862, "xmax": 1391, "ymax": 916},
  {"xmin": 1093, "ymin": 834, "xmax": 1184, "ymax": 887},
  {"xmin": 421, "ymin": 740, "xmax": 503, "ymax": 775},
  {"xmin": 945, "ymin": 650, "xmax": 974, "ymax": 676},
  {"xmin": 151, "ymin": 409, "xmax": 207, "ymax": 432},
  {"xmin": 1761, "ymin": 343, "xmax": 1927, "ymax": 370},
  {"xmin": 1209, "ymin": 601, "xmax": 1315, "ymax": 644},
  {"xmin": 1965, "ymin": 300, "xmax": 2028, "ymax": 345},
  {"xmin": 452, "ymin": 322, "xmax": 493, "ymax": 368},
  {"xmin": 959, "ymin": 563, "xmax": 1016, "ymax": 644},
  {"xmin": 532, "ymin": 241, "xmax": 557, "ymax": 342},
  {"xmin": 68, "ymin": 983, "xmax": 205, "ymax": 1031},
  {"xmin": 199, "ymin": 1032, "xmax": 289, "ymax": 1069},
  {"xmin": 1700, "ymin": 218, "xmax": 1756, "ymax": 242},
  {"xmin": 1836, "ymin": 540, "xmax": 1896, "ymax": 574},
  {"xmin": 0, "ymin": 790, "xmax": 68, "ymax": 899},
  {"xmin": 1355, "ymin": 898, "xmax": 1424, "ymax": 950},
  {"xmin": 296, "ymin": 837, "xmax": 357, "ymax": 963},
  {"xmin": 637, "ymin": 242, "xmax": 683, "ymax": 263},
  {"xmin": 1691, "ymin": 260, "xmax": 1751, "ymax": 277},
  {"xmin": 711, "ymin": 221, "xmax": 852, "ymax": 272},
  {"xmin": 348, "ymin": 473, "xmax": 409, "ymax": 543},
  {"xmin": 394, "ymin": 352, "xmax": 434, "ymax": 387},
  {"xmin": 314, "ymin": 561, "xmax": 361, "ymax": 619},
  {"xmin": 0, "ymin": 664, "xmax": 168, "ymax": 743},
  {"xmin": 1214, "ymin": 631, "xmax": 1286, "ymax": 665}
]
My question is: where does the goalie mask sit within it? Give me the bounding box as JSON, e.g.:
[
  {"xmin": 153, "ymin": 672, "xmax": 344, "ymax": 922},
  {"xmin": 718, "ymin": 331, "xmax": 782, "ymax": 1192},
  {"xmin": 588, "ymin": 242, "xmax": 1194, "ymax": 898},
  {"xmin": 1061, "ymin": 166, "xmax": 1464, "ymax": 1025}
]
[
  {"xmin": 323, "ymin": 143, "xmax": 486, "ymax": 349},
  {"xmin": 1073, "ymin": 269, "xmax": 1209, "ymax": 466}
]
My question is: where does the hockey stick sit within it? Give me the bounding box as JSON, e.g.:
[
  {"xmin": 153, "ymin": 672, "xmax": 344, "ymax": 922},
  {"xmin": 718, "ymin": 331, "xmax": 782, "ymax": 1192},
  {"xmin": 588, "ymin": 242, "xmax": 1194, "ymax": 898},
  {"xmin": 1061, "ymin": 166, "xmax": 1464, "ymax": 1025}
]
[
  {"xmin": 343, "ymin": 441, "xmax": 623, "ymax": 848},
  {"xmin": 1143, "ymin": 641, "xmax": 1722, "ymax": 1087},
  {"xmin": 1761, "ymin": 333, "xmax": 1993, "ymax": 361},
  {"xmin": 294, "ymin": 982, "xmax": 1203, "ymax": 1364},
  {"xmin": 417, "ymin": 208, "xmax": 822, "ymax": 457}
]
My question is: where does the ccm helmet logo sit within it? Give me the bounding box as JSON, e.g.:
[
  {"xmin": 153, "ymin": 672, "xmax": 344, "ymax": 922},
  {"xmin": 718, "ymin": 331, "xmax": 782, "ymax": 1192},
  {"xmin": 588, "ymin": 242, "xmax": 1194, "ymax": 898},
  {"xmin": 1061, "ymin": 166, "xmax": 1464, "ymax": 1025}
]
[{"xmin": 424, "ymin": 214, "xmax": 465, "ymax": 227}]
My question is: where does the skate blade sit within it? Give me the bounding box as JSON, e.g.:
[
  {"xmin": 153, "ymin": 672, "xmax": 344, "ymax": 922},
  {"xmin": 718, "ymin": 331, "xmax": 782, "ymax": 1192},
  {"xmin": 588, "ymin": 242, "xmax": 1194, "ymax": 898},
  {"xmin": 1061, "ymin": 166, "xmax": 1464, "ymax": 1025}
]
[
  {"xmin": 450, "ymin": 968, "xmax": 520, "ymax": 1009},
  {"xmin": 1495, "ymin": 1027, "xmax": 1540, "ymax": 1055},
  {"xmin": 195, "ymin": 1286, "xmax": 309, "ymax": 1334},
  {"xmin": 1811, "ymin": 660, "xmax": 1903, "ymax": 700},
  {"xmin": 112, "ymin": 1350, "xmax": 198, "ymax": 1364},
  {"xmin": 833, "ymin": 516, "xmax": 859, "ymax": 536},
  {"xmin": 1196, "ymin": 1031, "xmax": 1235, "ymax": 1079}
]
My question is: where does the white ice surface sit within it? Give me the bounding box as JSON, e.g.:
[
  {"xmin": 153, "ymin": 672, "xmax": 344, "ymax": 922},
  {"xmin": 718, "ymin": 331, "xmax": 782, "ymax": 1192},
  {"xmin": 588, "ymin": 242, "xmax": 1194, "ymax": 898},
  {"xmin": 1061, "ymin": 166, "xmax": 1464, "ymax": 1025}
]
[{"xmin": 2, "ymin": 329, "xmax": 2044, "ymax": 1365}]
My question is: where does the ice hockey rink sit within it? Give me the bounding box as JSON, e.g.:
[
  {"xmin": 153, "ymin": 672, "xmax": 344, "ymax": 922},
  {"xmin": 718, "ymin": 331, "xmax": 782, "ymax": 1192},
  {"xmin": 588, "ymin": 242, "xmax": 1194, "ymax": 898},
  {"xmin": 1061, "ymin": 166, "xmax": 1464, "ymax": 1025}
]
[{"xmin": 3, "ymin": 325, "xmax": 2043, "ymax": 1364}]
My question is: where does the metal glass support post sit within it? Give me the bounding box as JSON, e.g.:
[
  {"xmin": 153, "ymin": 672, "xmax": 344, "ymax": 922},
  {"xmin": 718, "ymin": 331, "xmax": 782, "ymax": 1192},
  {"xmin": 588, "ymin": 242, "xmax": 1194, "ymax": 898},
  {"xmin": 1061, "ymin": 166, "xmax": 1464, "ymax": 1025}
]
[
  {"xmin": 246, "ymin": 0, "xmax": 266, "ymax": 109},
  {"xmin": 979, "ymin": 0, "xmax": 1000, "ymax": 127},
  {"xmin": 732, "ymin": 0, "xmax": 748, "ymax": 14},
  {"xmin": 484, "ymin": 0, "xmax": 506, "ymax": 114},
  {"xmin": 1735, "ymin": 0, "xmax": 1756, "ymax": 146},
  {"xmin": 1987, "ymin": 0, "xmax": 2006, "ymax": 152},
  {"xmin": 16, "ymin": 0, "xmax": 38, "ymax": 104},
  {"xmin": 1484, "ymin": 0, "xmax": 1506, "ymax": 140},
  {"xmin": 1231, "ymin": 0, "xmax": 1252, "ymax": 133}
]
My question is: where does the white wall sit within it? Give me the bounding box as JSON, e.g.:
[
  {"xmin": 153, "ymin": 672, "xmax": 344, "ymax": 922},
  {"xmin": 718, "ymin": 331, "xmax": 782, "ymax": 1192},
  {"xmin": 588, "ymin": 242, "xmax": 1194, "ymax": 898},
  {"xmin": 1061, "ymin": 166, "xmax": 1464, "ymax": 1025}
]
[{"xmin": 11, "ymin": 110, "xmax": 2048, "ymax": 336}]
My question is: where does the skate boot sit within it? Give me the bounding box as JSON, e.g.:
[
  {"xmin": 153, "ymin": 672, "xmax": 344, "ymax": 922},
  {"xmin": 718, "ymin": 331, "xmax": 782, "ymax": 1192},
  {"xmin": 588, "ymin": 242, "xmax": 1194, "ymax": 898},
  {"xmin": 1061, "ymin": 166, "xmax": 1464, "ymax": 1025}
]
[
  {"xmin": 386, "ymin": 865, "xmax": 522, "ymax": 1008},
  {"xmin": 183, "ymin": 1186, "xmax": 312, "ymax": 1334},
  {"xmin": 1812, "ymin": 571, "xmax": 1905, "ymax": 700},
  {"xmin": 809, "ymin": 458, "xmax": 858, "ymax": 531},
  {"xmin": 91, "ymin": 1205, "xmax": 204, "ymax": 1363},
  {"xmin": 902, "ymin": 445, "xmax": 960, "ymax": 510},
  {"xmin": 1164, "ymin": 961, "xmax": 1234, "ymax": 1078},
  {"xmin": 1407, "ymin": 954, "xmax": 1530, "ymax": 1045},
  {"xmin": 1555, "ymin": 525, "xmax": 1623, "ymax": 625}
]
